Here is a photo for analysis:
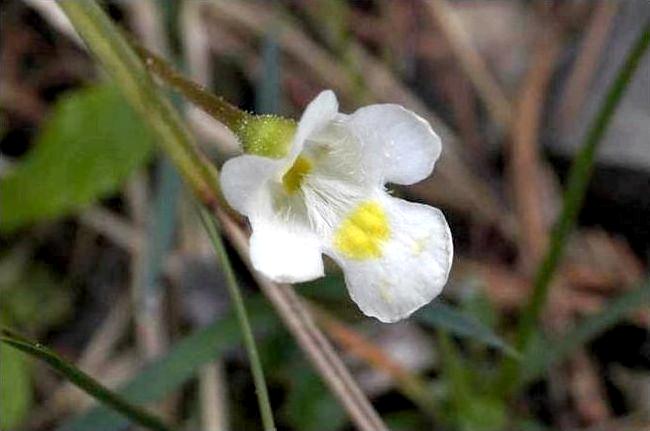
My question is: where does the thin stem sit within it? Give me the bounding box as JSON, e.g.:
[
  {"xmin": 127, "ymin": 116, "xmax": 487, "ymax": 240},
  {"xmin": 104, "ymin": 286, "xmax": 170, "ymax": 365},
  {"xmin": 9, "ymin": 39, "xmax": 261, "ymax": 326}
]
[
  {"xmin": 1, "ymin": 331, "xmax": 173, "ymax": 431},
  {"xmin": 133, "ymin": 42, "xmax": 250, "ymax": 132},
  {"xmin": 498, "ymin": 22, "xmax": 650, "ymax": 396},
  {"xmin": 198, "ymin": 208, "xmax": 276, "ymax": 431}
]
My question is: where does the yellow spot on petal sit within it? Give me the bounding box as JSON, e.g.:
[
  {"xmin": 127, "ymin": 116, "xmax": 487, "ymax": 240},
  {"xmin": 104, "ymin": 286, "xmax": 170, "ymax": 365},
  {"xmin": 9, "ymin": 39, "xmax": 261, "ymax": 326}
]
[
  {"xmin": 282, "ymin": 156, "xmax": 312, "ymax": 194},
  {"xmin": 411, "ymin": 235, "xmax": 430, "ymax": 256},
  {"xmin": 334, "ymin": 201, "xmax": 390, "ymax": 260},
  {"xmin": 379, "ymin": 279, "xmax": 393, "ymax": 303}
]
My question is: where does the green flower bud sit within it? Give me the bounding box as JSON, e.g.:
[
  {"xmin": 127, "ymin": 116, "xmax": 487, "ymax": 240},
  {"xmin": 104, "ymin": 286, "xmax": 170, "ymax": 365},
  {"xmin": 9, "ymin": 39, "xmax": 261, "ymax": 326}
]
[{"xmin": 236, "ymin": 114, "xmax": 297, "ymax": 159}]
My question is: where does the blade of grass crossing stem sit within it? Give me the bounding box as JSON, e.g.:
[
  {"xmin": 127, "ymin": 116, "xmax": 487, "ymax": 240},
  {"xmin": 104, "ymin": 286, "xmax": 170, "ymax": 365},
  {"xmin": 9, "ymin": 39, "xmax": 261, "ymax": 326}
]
[
  {"xmin": 198, "ymin": 207, "xmax": 276, "ymax": 431},
  {"xmin": 0, "ymin": 330, "xmax": 172, "ymax": 431},
  {"xmin": 498, "ymin": 23, "xmax": 650, "ymax": 395}
]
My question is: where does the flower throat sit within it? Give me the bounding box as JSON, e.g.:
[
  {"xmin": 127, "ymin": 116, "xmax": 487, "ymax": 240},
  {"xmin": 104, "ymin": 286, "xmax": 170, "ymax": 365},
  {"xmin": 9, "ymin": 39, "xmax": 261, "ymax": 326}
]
[{"xmin": 282, "ymin": 155, "xmax": 313, "ymax": 194}]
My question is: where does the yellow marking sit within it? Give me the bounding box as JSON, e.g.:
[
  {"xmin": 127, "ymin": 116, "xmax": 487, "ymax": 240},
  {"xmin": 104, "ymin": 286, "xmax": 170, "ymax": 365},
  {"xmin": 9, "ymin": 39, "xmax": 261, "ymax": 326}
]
[
  {"xmin": 378, "ymin": 279, "xmax": 393, "ymax": 303},
  {"xmin": 282, "ymin": 156, "xmax": 312, "ymax": 194},
  {"xmin": 411, "ymin": 235, "xmax": 430, "ymax": 256},
  {"xmin": 333, "ymin": 201, "xmax": 390, "ymax": 260}
]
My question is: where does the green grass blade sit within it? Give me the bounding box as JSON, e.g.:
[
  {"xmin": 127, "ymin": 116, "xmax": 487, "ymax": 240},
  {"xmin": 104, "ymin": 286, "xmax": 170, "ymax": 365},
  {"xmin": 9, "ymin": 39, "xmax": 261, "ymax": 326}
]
[
  {"xmin": 256, "ymin": 32, "xmax": 281, "ymax": 114},
  {"xmin": 498, "ymin": 23, "xmax": 650, "ymax": 395},
  {"xmin": 522, "ymin": 278, "xmax": 650, "ymax": 385},
  {"xmin": 59, "ymin": 298, "xmax": 276, "ymax": 431},
  {"xmin": 0, "ymin": 331, "xmax": 172, "ymax": 431},
  {"xmin": 198, "ymin": 207, "xmax": 276, "ymax": 431},
  {"xmin": 416, "ymin": 302, "xmax": 519, "ymax": 358}
]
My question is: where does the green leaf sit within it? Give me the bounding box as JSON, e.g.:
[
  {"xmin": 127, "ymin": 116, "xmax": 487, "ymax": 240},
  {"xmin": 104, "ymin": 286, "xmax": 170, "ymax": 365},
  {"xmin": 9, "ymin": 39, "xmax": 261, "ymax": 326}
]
[
  {"xmin": 0, "ymin": 84, "xmax": 153, "ymax": 232},
  {"xmin": 283, "ymin": 363, "xmax": 346, "ymax": 431},
  {"xmin": 1, "ymin": 264, "xmax": 73, "ymax": 332},
  {"xmin": 60, "ymin": 297, "xmax": 278, "ymax": 431},
  {"xmin": 456, "ymin": 395, "xmax": 506, "ymax": 431},
  {"xmin": 416, "ymin": 302, "xmax": 518, "ymax": 358},
  {"xmin": 0, "ymin": 343, "xmax": 32, "ymax": 429},
  {"xmin": 437, "ymin": 331, "xmax": 506, "ymax": 431},
  {"xmin": 0, "ymin": 329, "xmax": 173, "ymax": 431},
  {"xmin": 522, "ymin": 279, "xmax": 650, "ymax": 385}
]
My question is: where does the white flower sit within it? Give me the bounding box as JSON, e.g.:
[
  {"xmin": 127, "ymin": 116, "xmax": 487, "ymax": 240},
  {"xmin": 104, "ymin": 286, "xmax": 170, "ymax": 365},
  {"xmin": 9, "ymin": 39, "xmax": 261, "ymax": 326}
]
[{"xmin": 221, "ymin": 90, "xmax": 453, "ymax": 323}]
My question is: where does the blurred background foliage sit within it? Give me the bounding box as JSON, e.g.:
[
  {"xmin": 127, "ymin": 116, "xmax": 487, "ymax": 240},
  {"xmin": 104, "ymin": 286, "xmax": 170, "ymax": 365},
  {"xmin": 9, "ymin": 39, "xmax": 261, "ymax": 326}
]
[{"xmin": 0, "ymin": 0, "xmax": 648, "ymax": 430}]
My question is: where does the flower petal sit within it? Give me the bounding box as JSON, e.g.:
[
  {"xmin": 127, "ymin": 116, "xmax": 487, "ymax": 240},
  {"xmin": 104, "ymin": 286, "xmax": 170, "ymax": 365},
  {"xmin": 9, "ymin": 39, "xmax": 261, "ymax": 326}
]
[
  {"xmin": 221, "ymin": 90, "xmax": 339, "ymax": 217},
  {"xmin": 348, "ymin": 104, "xmax": 441, "ymax": 185},
  {"xmin": 220, "ymin": 154, "xmax": 284, "ymax": 216},
  {"xmin": 290, "ymin": 90, "xmax": 339, "ymax": 159},
  {"xmin": 250, "ymin": 216, "xmax": 324, "ymax": 283},
  {"xmin": 327, "ymin": 194, "xmax": 453, "ymax": 323}
]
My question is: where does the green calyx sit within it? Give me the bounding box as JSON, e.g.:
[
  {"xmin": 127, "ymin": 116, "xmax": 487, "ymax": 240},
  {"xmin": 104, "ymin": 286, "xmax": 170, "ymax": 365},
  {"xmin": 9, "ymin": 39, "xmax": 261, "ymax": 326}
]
[{"xmin": 236, "ymin": 115, "xmax": 297, "ymax": 159}]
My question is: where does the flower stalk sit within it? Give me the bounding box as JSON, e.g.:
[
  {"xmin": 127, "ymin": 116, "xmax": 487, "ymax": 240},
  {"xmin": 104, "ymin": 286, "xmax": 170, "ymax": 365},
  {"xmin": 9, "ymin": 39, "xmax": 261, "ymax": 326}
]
[
  {"xmin": 133, "ymin": 41, "xmax": 248, "ymax": 132},
  {"xmin": 198, "ymin": 207, "xmax": 276, "ymax": 431},
  {"xmin": 134, "ymin": 41, "xmax": 297, "ymax": 158}
]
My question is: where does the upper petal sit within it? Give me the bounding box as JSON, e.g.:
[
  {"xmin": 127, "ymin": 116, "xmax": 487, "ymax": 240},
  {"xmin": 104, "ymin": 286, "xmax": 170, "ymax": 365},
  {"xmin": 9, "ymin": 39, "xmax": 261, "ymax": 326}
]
[
  {"xmin": 290, "ymin": 90, "xmax": 340, "ymax": 159},
  {"xmin": 347, "ymin": 104, "xmax": 441, "ymax": 185},
  {"xmin": 326, "ymin": 194, "xmax": 453, "ymax": 322},
  {"xmin": 250, "ymin": 215, "xmax": 325, "ymax": 283},
  {"xmin": 220, "ymin": 154, "xmax": 284, "ymax": 216}
]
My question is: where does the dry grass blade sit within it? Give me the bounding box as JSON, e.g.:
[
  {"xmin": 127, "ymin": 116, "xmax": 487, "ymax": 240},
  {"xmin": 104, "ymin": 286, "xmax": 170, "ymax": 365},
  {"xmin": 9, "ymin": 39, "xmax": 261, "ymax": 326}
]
[
  {"xmin": 425, "ymin": 0, "xmax": 512, "ymax": 129},
  {"xmin": 79, "ymin": 207, "xmax": 143, "ymax": 254},
  {"xmin": 310, "ymin": 304, "xmax": 437, "ymax": 415},
  {"xmin": 568, "ymin": 350, "xmax": 611, "ymax": 425},
  {"xmin": 510, "ymin": 27, "xmax": 563, "ymax": 272},
  {"xmin": 558, "ymin": 1, "xmax": 620, "ymax": 131}
]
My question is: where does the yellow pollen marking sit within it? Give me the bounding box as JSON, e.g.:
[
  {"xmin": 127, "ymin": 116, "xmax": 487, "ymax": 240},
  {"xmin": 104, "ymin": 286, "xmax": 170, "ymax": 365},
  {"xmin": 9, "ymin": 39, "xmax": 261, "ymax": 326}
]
[
  {"xmin": 334, "ymin": 201, "xmax": 390, "ymax": 259},
  {"xmin": 411, "ymin": 234, "xmax": 431, "ymax": 256},
  {"xmin": 282, "ymin": 155, "xmax": 312, "ymax": 194},
  {"xmin": 379, "ymin": 279, "xmax": 393, "ymax": 303}
]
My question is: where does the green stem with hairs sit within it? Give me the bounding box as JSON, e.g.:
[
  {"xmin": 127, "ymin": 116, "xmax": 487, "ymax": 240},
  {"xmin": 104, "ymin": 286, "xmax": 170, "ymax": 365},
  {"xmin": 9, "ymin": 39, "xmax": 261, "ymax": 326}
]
[
  {"xmin": 133, "ymin": 42, "xmax": 250, "ymax": 132},
  {"xmin": 498, "ymin": 23, "xmax": 650, "ymax": 396},
  {"xmin": 133, "ymin": 41, "xmax": 296, "ymax": 159}
]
